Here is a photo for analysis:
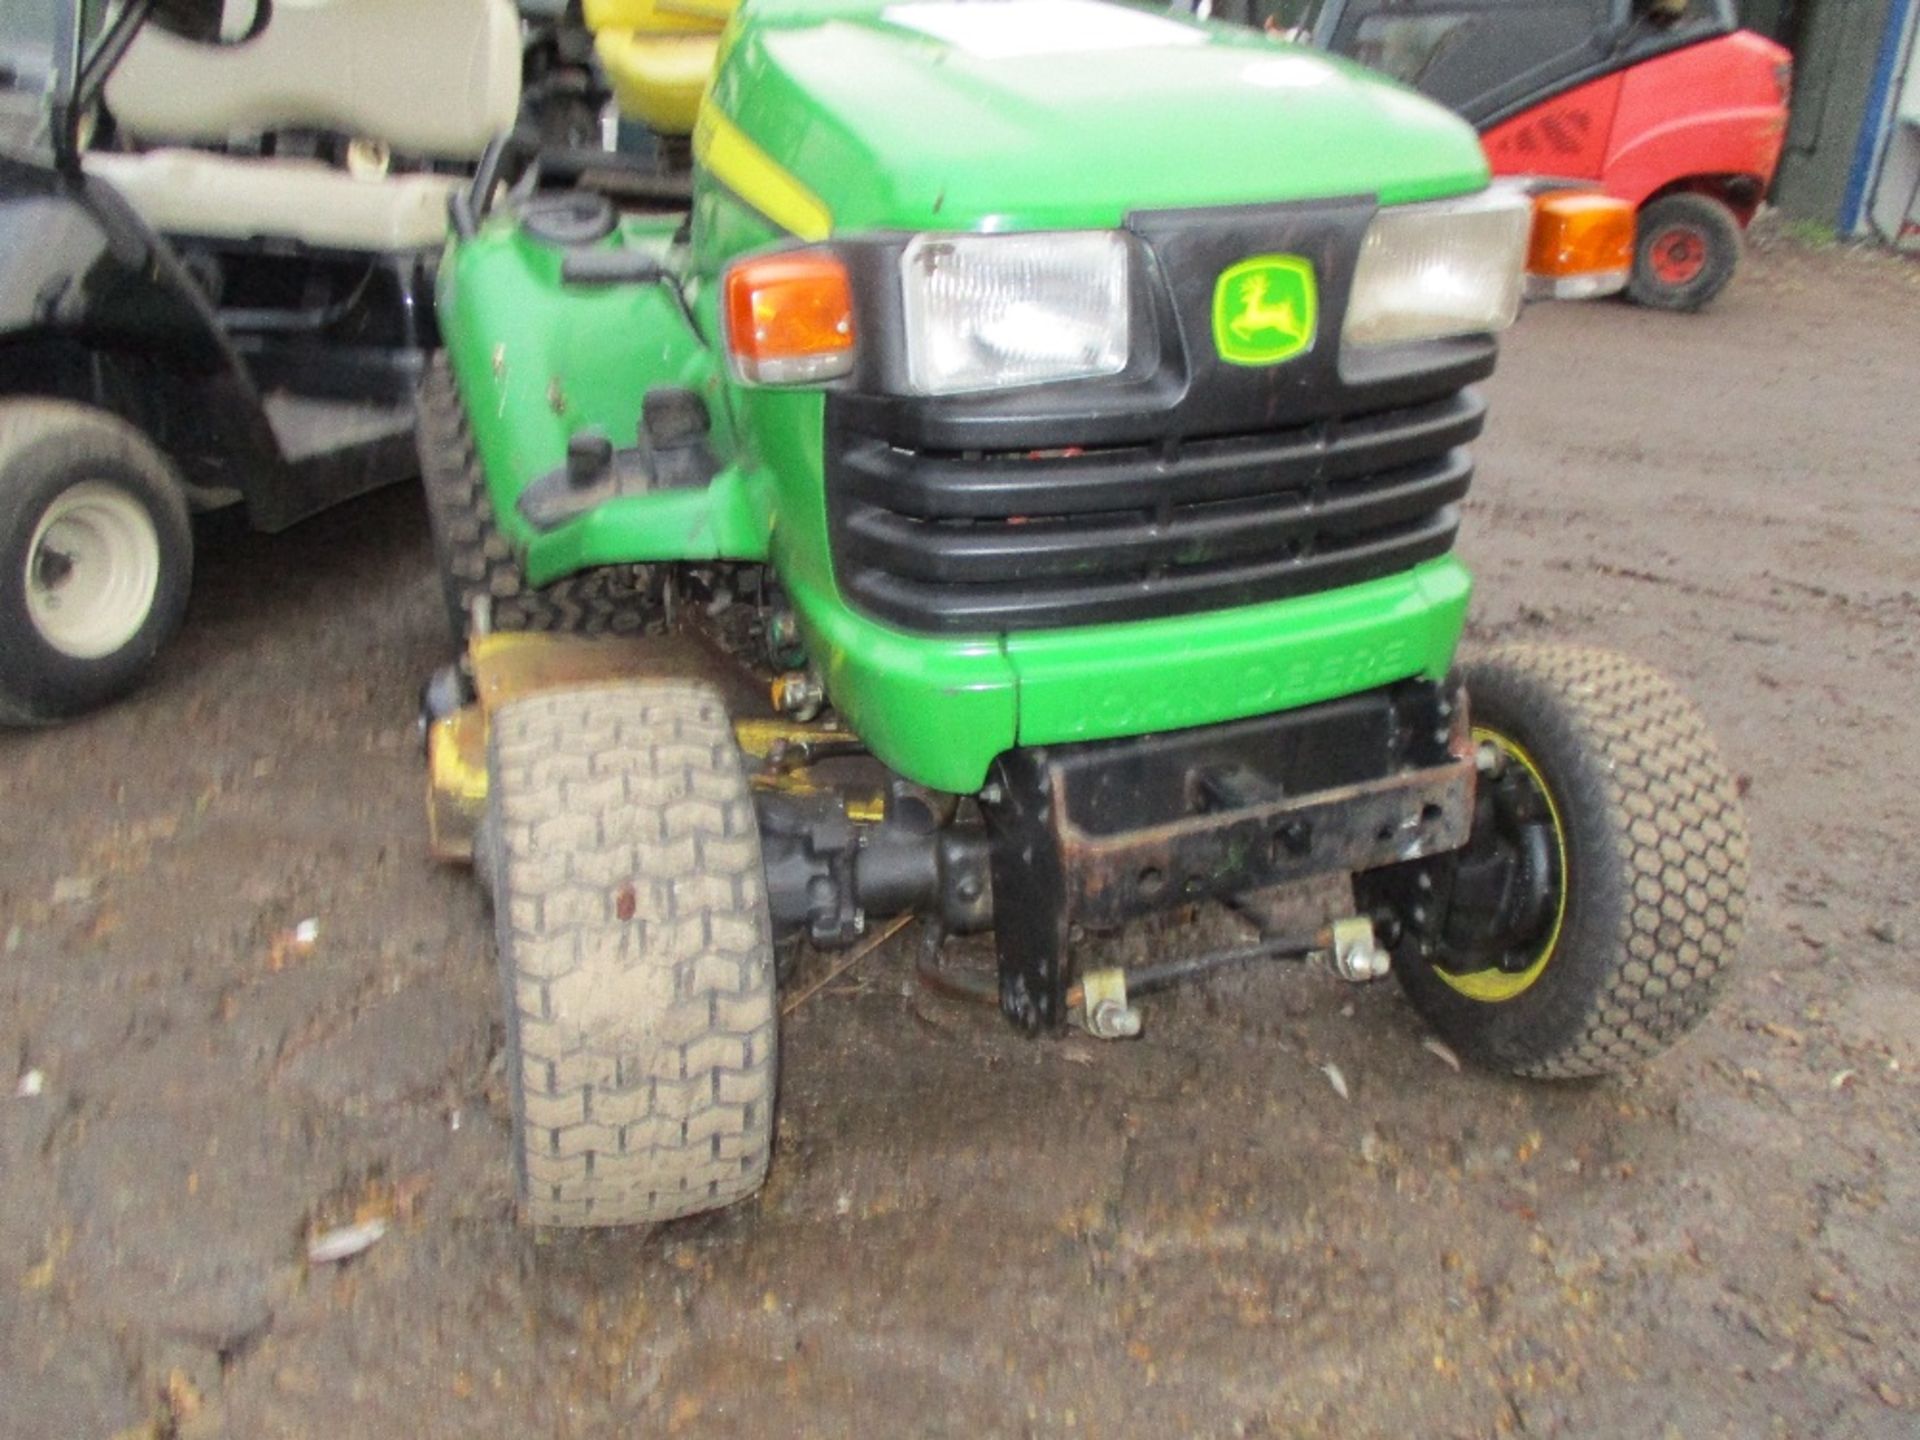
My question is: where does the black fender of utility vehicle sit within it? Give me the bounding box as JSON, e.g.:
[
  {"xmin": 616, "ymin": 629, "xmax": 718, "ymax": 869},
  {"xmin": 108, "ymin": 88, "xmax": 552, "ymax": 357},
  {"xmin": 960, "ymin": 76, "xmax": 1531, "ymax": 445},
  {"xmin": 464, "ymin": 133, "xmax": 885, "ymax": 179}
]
[
  {"xmin": 0, "ymin": 150, "xmax": 283, "ymax": 516},
  {"xmin": 0, "ymin": 149, "xmax": 434, "ymax": 535}
]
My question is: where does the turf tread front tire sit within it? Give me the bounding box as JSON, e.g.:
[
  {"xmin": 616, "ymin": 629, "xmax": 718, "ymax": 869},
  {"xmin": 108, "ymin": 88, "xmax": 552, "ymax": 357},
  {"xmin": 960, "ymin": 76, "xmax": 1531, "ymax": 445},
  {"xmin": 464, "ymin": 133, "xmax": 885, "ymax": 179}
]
[
  {"xmin": 1391, "ymin": 644, "xmax": 1749, "ymax": 1078},
  {"xmin": 489, "ymin": 681, "xmax": 776, "ymax": 1227},
  {"xmin": 415, "ymin": 355, "xmax": 656, "ymax": 643}
]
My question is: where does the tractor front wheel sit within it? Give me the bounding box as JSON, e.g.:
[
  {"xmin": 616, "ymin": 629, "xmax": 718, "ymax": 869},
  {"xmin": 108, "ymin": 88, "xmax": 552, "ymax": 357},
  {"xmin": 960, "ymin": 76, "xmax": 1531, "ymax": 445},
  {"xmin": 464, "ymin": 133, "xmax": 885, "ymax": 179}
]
[
  {"xmin": 1359, "ymin": 645, "xmax": 1748, "ymax": 1078},
  {"xmin": 415, "ymin": 355, "xmax": 659, "ymax": 643},
  {"xmin": 1628, "ymin": 193, "xmax": 1742, "ymax": 312},
  {"xmin": 487, "ymin": 681, "xmax": 777, "ymax": 1226}
]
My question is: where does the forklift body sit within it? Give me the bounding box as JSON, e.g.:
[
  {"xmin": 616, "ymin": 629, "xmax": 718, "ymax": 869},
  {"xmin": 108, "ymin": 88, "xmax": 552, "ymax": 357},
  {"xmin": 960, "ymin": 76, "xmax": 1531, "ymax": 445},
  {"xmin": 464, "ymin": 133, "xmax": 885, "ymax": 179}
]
[{"xmin": 1304, "ymin": 0, "xmax": 1791, "ymax": 305}]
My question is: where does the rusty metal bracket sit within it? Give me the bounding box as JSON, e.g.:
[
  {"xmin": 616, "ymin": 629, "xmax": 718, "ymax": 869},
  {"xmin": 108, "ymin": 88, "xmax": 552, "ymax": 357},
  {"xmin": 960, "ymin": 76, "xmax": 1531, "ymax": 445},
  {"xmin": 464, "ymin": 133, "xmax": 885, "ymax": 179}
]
[
  {"xmin": 979, "ymin": 679, "xmax": 1474, "ymax": 1033},
  {"xmin": 982, "ymin": 746, "xmax": 1075, "ymax": 1034}
]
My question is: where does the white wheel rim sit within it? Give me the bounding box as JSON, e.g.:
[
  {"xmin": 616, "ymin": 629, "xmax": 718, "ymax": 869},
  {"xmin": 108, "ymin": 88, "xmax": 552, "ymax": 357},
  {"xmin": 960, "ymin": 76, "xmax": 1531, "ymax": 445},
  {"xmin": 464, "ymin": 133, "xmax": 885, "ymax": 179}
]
[{"xmin": 24, "ymin": 481, "xmax": 162, "ymax": 660}]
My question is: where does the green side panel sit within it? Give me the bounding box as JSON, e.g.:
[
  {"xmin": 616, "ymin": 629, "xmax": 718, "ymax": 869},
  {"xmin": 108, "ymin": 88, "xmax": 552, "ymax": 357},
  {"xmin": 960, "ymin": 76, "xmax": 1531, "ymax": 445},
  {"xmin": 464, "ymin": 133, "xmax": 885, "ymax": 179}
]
[
  {"xmin": 716, "ymin": 383, "xmax": 1022, "ymax": 794},
  {"xmin": 1005, "ymin": 557, "xmax": 1472, "ymax": 748},
  {"xmin": 798, "ymin": 589, "xmax": 1019, "ymax": 796},
  {"xmin": 712, "ymin": 0, "xmax": 1489, "ymax": 234},
  {"xmin": 437, "ymin": 215, "xmax": 756, "ymax": 562},
  {"xmin": 691, "ymin": 170, "xmax": 787, "ymax": 265}
]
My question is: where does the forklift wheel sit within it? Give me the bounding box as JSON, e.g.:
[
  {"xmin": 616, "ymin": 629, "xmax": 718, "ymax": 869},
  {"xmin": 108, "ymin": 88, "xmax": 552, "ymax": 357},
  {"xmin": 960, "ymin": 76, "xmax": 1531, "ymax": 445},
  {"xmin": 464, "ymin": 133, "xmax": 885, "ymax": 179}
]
[
  {"xmin": 488, "ymin": 681, "xmax": 777, "ymax": 1226},
  {"xmin": 0, "ymin": 401, "xmax": 192, "ymax": 725},
  {"xmin": 1627, "ymin": 194, "xmax": 1741, "ymax": 312},
  {"xmin": 1364, "ymin": 645, "xmax": 1748, "ymax": 1078},
  {"xmin": 414, "ymin": 356, "xmax": 658, "ymax": 644}
]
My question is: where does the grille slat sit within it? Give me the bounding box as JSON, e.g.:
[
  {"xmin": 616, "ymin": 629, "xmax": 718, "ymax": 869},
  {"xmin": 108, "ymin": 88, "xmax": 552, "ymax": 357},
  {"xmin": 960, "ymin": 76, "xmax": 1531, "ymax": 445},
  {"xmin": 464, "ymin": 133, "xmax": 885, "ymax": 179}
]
[
  {"xmin": 844, "ymin": 508, "xmax": 1462, "ymax": 634},
  {"xmin": 841, "ymin": 390, "xmax": 1485, "ymax": 521},
  {"xmin": 827, "ymin": 389, "xmax": 1484, "ymax": 634},
  {"xmin": 844, "ymin": 448, "xmax": 1472, "ymax": 586}
]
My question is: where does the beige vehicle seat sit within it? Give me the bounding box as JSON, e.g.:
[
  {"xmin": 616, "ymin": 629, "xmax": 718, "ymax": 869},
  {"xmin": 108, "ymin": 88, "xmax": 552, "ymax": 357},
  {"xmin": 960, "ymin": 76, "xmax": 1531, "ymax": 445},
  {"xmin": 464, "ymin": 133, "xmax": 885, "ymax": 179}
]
[{"xmin": 84, "ymin": 0, "xmax": 520, "ymax": 251}]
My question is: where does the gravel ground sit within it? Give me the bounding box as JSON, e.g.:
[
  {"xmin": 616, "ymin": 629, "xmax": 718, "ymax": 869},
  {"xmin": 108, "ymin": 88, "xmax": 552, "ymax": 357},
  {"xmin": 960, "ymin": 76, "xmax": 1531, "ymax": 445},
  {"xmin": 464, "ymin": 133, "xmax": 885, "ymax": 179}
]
[{"xmin": 2, "ymin": 237, "xmax": 1917, "ymax": 1439}]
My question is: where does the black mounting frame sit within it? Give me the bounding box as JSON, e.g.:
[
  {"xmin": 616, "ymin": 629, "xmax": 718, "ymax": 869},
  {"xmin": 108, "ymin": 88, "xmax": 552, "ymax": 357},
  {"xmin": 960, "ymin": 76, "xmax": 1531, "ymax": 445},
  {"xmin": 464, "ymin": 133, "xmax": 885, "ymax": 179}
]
[{"xmin": 980, "ymin": 677, "xmax": 1476, "ymax": 1034}]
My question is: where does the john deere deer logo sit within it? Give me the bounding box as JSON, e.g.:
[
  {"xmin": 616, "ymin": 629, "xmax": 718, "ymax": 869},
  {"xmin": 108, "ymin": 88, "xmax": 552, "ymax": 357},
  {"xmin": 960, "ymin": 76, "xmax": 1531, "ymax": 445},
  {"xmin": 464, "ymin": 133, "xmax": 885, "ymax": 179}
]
[{"xmin": 1212, "ymin": 255, "xmax": 1317, "ymax": 366}]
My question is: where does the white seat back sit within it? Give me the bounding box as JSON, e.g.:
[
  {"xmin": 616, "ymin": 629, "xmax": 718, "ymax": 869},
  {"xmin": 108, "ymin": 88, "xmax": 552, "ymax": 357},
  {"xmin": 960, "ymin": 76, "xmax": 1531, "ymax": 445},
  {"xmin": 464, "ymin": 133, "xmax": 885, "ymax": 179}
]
[{"xmin": 106, "ymin": 0, "xmax": 520, "ymax": 160}]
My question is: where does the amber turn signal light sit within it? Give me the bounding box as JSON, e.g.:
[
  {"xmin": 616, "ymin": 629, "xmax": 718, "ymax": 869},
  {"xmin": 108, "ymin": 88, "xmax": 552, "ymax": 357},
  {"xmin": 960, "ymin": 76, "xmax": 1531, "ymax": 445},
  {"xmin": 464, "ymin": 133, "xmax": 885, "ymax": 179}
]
[
  {"xmin": 723, "ymin": 249, "xmax": 855, "ymax": 385},
  {"xmin": 1525, "ymin": 192, "xmax": 1634, "ymax": 300}
]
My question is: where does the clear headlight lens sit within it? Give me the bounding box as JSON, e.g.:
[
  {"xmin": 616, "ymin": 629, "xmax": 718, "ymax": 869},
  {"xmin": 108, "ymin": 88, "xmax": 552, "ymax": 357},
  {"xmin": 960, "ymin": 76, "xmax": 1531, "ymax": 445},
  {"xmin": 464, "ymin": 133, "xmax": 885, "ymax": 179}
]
[
  {"xmin": 900, "ymin": 231, "xmax": 1130, "ymax": 395},
  {"xmin": 1343, "ymin": 189, "xmax": 1531, "ymax": 348}
]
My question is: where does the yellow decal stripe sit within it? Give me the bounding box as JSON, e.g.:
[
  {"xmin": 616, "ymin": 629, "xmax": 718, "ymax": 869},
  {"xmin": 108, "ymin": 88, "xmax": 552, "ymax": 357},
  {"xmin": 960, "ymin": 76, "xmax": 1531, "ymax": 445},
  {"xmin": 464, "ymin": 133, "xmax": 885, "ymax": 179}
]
[{"xmin": 693, "ymin": 104, "xmax": 832, "ymax": 242}]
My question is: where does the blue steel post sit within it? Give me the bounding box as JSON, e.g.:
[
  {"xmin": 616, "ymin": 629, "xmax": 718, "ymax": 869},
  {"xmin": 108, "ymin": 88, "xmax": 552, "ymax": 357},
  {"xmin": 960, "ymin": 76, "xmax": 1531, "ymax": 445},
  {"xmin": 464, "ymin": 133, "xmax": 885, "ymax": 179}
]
[{"xmin": 1841, "ymin": 0, "xmax": 1920, "ymax": 233}]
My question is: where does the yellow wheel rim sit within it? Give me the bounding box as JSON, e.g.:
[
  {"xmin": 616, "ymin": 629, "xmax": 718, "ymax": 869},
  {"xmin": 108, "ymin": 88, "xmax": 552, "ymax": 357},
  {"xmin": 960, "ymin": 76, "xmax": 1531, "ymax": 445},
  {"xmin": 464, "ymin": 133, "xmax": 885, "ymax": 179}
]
[{"xmin": 1435, "ymin": 727, "xmax": 1569, "ymax": 1003}]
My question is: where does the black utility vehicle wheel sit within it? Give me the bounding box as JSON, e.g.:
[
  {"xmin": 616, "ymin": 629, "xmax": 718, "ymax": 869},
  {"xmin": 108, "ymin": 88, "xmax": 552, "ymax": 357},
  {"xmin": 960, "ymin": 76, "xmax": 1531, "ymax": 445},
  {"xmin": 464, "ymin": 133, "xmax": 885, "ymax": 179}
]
[
  {"xmin": 414, "ymin": 355, "xmax": 657, "ymax": 643},
  {"xmin": 1359, "ymin": 645, "xmax": 1748, "ymax": 1078},
  {"xmin": 487, "ymin": 681, "xmax": 777, "ymax": 1226},
  {"xmin": 0, "ymin": 401, "xmax": 192, "ymax": 725},
  {"xmin": 1628, "ymin": 193, "xmax": 1741, "ymax": 312}
]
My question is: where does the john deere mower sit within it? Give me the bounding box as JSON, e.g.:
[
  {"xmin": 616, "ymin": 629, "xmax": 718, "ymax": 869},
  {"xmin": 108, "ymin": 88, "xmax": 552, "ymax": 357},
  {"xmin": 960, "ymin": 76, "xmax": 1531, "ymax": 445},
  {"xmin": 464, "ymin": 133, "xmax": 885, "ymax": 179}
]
[{"xmin": 418, "ymin": 0, "xmax": 1748, "ymax": 1228}]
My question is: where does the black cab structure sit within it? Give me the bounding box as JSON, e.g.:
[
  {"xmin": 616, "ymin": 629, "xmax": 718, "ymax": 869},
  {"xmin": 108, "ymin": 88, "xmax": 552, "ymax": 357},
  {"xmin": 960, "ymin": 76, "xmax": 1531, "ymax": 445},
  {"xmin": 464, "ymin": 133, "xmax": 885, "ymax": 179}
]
[{"xmin": 1289, "ymin": 0, "xmax": 1748, "ymax": 129}]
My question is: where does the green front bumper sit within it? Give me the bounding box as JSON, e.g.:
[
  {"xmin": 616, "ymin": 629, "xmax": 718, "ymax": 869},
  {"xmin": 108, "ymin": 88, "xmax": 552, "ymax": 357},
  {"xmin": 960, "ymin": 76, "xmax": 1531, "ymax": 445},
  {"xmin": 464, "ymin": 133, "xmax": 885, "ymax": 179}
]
[{"xmin": 795, "ymin": 556, "xmax": 1472, "ymax": 794}]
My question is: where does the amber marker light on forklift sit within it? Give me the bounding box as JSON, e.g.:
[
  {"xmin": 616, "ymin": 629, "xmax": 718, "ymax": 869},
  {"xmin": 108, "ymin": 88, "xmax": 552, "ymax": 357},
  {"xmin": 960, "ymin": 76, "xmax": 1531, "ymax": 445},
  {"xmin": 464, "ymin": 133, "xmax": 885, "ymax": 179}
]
[
  {"xmin": 723, "ymin": 250, "xmax": 856, "ymax": 385},
  {"xmin": 1524, "ymin": 192, "xmax": 1635, "ymax": 301}
]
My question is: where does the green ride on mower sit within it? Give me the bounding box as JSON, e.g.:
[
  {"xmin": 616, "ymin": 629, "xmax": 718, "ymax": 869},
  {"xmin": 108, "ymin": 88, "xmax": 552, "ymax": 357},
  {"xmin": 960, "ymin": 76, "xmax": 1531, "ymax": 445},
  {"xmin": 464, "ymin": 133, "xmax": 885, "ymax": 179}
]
[{"xmin": 418, "ymin": 0, "xmax": 1749, "ymax": 1229}]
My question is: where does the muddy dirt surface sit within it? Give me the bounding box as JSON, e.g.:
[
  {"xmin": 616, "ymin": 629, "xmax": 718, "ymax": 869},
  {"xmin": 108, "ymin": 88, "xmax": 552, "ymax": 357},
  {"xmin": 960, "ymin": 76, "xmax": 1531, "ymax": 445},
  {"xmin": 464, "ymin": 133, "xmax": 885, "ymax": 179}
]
[{"xmin": 4, "ymin": 239, "xmax": 1919, "ymax": 1439}]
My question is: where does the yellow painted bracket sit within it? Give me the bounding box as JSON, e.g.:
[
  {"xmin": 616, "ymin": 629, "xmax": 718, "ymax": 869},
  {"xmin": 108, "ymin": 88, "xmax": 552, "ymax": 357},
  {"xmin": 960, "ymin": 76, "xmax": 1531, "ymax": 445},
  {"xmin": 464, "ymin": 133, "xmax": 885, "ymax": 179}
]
[
  {"xmin": 427, "ymin": 632, "xmax": 696, "ymax": 863},
  {"xmin": 425, "ymin": 632, "xmax": 856, "ymax": 864},
  {"xmin": 426, "ymin": 707, "xmax": 490, "ymax": 863}
]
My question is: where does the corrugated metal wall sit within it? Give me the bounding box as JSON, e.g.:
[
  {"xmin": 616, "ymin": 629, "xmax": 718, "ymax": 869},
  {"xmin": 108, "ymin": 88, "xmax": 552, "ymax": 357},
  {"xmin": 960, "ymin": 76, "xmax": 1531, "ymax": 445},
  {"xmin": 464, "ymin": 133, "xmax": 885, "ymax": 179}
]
[{"xmin": 1769, "ymin": 0, "xmax": 1918, "ymax": 231}]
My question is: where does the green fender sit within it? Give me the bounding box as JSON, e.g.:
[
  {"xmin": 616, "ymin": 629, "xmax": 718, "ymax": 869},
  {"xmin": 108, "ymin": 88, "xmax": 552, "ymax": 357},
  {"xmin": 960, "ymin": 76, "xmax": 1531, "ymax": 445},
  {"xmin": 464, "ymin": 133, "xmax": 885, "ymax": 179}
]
[{"xmin": 436, "ymin": 215, "xmax": 769, "ymax": 583}]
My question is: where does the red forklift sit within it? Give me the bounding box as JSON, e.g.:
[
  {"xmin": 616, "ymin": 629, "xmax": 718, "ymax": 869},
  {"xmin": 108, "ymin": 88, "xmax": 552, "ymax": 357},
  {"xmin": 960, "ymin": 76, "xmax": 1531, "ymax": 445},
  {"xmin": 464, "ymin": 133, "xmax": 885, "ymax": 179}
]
[{"xmin": 1236, "ymin": 0, "xmax": 1792, "ymax": 310}]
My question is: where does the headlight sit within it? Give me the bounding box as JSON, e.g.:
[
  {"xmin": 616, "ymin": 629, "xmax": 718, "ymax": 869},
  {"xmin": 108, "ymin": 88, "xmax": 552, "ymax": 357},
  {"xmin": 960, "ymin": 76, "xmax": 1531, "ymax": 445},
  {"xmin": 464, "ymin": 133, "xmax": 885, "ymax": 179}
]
[
  {"xmin": 1343, "ymin": 189, "xmax": 1531, "ymax": 348},
  {"xmin": 900, "ymin": 232, "xmax": 1130, "ymax": 395}
]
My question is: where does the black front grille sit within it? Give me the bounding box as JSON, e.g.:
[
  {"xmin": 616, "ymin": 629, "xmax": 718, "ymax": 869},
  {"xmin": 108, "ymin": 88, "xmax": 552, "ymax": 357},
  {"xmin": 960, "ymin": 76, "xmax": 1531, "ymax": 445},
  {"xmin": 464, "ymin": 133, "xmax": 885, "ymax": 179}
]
[{"xmin": 827, "ymin": 388, "xmax": 1484, "ymax": 634}]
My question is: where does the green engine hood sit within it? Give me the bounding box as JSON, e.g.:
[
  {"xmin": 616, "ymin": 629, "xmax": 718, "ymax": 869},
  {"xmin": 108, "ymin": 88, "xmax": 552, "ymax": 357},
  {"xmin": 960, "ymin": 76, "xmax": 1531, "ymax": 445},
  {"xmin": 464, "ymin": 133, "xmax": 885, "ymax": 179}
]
[{"xmin": 705, "ymin": 0, "xmax": 1489, "ymax": 237}]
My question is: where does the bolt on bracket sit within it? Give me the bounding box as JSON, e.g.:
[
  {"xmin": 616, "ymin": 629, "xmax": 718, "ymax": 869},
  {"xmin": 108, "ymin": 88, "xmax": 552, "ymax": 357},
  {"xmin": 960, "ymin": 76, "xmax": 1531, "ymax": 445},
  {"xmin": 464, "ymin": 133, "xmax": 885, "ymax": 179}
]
[
  {"xmin": 1077, "ymin": 966, "xmax": 1143, "ymax": 1040},
  {"xmin": 1328, "ymin": 915, "xmax": 1390, "ymax": 982}
]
